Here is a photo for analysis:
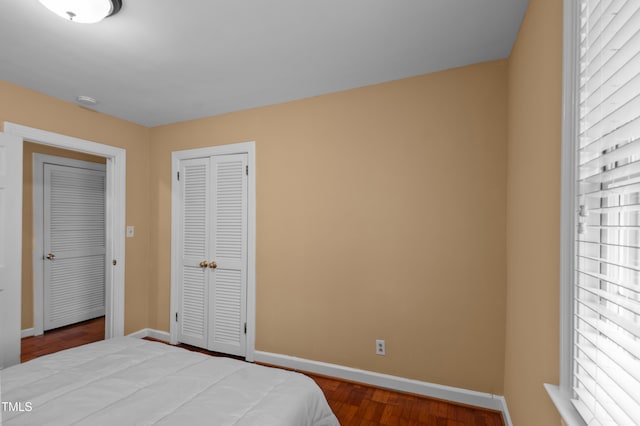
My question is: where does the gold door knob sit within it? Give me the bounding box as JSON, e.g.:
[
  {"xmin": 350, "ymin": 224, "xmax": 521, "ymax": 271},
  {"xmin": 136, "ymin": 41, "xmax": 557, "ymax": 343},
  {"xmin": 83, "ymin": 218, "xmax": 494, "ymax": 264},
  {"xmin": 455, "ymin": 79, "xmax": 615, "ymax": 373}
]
[
  {"xmin": 46, "ymin": 253, "xmax": 55, "ymax": 260},
  {"xmin": 209, "ymin": 261, "xmax": 217, "ymax": 269},
  {"xmin": 199, "ymin": 260, "xmax": 208, "ymax": 268}
]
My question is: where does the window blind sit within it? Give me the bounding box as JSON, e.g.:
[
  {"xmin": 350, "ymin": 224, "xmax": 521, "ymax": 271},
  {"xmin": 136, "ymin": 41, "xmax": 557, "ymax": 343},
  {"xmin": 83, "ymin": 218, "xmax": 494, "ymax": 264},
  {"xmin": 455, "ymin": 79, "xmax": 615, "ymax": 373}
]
[{"xmin": 574, "ymin": 0, "xmax": 640, "ymax": 424}]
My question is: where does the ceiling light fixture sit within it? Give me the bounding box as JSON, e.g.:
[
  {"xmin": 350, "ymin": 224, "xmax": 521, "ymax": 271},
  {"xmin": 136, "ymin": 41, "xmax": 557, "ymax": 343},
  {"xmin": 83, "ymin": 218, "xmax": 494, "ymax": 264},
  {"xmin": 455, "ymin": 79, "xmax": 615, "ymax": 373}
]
[
  {"xmin": 39, "ymin": 0, "xmax": 122, "ymax": 24},
  {"xmin": 75, "ymin": 95, "xmax": 98, "ymax": 107}
]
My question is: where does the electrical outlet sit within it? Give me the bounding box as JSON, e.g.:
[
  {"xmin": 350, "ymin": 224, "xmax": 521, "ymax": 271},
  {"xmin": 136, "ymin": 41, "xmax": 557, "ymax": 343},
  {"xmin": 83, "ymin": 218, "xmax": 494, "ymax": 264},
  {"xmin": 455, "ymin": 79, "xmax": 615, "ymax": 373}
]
[
  {"xmin": 376, "ymin": 339, "xmax": 385, "ymax": 356},
  {"xmin": 126, "ymin": 226, "xmax": 135, "ymax": 238}
]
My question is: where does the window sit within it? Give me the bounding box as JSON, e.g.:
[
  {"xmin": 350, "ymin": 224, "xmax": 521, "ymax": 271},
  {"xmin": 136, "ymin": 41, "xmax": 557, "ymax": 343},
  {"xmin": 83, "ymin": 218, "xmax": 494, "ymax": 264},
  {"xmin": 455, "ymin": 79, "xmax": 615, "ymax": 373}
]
[{"xmin": 558, "ymin": 0, "xmax": 640, "ymax": 424}]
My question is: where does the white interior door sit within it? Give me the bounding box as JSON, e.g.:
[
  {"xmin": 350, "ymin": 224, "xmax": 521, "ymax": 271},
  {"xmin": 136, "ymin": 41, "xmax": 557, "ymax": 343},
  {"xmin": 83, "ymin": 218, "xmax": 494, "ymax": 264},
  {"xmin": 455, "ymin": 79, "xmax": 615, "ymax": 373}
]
[
  {"xmin": 176, "ymin": 153, "xmax": 248, "ymax": 357},
  {"xmin": 43, "ymin": 163, "xmax": 106, "ymax": 330},
  {"xmin": 177, "ymin": 158, "xmax": 210, "ymax": 348},
  {"xmin": 208, "ymin": 154, "xmax": 248, "ymax": 356},
  {"xmin": 0, "ymin": 132, "xmax": 23, "ymax": 368}
]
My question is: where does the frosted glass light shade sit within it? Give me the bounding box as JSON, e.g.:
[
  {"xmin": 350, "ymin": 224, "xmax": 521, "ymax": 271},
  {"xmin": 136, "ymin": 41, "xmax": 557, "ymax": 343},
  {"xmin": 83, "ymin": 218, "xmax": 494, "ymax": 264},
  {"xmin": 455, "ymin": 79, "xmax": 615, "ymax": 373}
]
[{"xmin": 39, "ymin": 0, "xmax": 118, "ymax": 23}]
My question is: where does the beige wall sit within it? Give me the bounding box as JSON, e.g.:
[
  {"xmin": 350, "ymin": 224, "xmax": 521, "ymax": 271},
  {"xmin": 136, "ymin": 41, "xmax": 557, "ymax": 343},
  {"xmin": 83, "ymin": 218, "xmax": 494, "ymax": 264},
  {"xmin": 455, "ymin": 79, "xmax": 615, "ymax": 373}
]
[
  {"xmin": 150, "ymin": 60, "xmax": 508, "ymax": 394},
  {"xmin": 0, "ymin": 81, "xmax": 152, "ymax": 334},
  {"xmin": 4, "ymin": 6, "xmax": 570, "ymax": 411},
  {"xmin": 504, "ymin": 0, "xmax": 563, "ymax": 424},
  {"xmin": 22, "ymin": 142, "xmax": 105, "ymax": 329}
]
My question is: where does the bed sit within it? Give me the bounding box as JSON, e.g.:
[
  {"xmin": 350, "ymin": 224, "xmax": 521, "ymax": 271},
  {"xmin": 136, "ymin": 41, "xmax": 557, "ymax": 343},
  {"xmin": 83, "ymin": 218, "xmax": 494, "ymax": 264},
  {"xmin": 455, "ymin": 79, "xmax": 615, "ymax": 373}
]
[{"xmin": 0, "ymin": 337, "xmax": 340, "ymax": 426}]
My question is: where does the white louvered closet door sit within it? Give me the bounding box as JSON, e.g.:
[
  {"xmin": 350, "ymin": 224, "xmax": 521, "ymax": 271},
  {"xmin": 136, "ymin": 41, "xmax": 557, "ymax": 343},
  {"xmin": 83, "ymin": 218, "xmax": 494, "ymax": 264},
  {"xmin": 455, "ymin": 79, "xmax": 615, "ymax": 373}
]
[
  {"xmin": 43, "ymin": 164, "xmax": 106, "ymax": 331},
  {"xmin": 177, "ymin": 158, "xmax": 210, "ymax": 349},
  {"xmin": 177, "ymin": 154, "xmax": 248, "ymax": 357},
  {"xmin": 208, "ymin": 154, "xmax": 248, "ymax": 356}
]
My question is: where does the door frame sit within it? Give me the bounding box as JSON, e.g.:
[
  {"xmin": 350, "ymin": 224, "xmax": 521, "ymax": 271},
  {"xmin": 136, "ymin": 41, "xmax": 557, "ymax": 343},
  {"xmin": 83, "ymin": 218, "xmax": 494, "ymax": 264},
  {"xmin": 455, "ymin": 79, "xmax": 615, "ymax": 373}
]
[
  {"xmin": 170, "ymin": 141, "xmax": 256, "ymax": 361},
  {"xmin": 3, "ymin": 122, "xmax": 126, "ymax": 341},
  {"xmin": 33, "ymin": 154, "xmax": 107, "ymax": 335}
]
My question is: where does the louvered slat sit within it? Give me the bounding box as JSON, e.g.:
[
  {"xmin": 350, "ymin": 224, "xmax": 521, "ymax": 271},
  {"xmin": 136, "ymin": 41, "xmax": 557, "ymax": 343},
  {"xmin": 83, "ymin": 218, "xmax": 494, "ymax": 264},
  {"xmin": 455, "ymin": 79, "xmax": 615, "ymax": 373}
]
[
  {"xmin": 45, "ymin": 251, "xmax": 105, "ymax": 326},
  {"xmin": 43, "ymin": 164, "xmax": 106, "ymax": 331},
  {"xmin": 580, "ymin": 0, "xmax": 640, "ymax": 89},
  {"xmin": 48, "ymin": 257, "xmax": 104, "ymax": 316},
  {"xmin": 212, "ymin": 269, "xmax": 242, "ymax": 344},
  {"xmin": 214, "ymin": 160, "xmax": 244, "ymax": 259},
  {"xmin": 579, "ymin": 254, "xmax": 640, "ymax": 272},
  {"xmin": 576, "ymin": 312, "xmax": 640, "ymax": 360},
  {"xmin": 576, "ymin": 327, "xmax": 640, "ymax": 391},
  {"xmin": 209, "ymin": 154, "xmax": 247, "ymax": 356},
  {"xmin": 183, "ymin": 164, "xmax": 208, "ymax": 258},
  {"xmin": 181, "ymin": 268, "xmax": 207, "ymax": 339},
  {"xmin": 573, "ymin": 1, "xmax": 640, "ymax": 423},
  {"xmin": 177, "ymin": 159, "xmax": 209, "ymax": 348},
  {"xmin": 578, "ymin": 285, "xmax": 640, "ymax": 316},
  {"xmin": 49, "ymin": 168, "xmax": 105, "ymax": 253},
  {"xmin": 580, "ymin": 3, "xmax": 640, "ymax": 148},
  {"xmin": 574, "ymin": 360, "xmax": 636, "ymax": 425}
]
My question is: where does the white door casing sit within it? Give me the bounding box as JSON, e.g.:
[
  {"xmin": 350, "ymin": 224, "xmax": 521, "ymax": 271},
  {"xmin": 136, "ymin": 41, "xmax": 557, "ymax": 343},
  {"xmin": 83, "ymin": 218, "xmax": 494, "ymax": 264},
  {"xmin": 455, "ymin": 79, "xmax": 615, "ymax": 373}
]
[
  {"xmin": 42, "ymin": 160, "xmax": 106, "ymax": 331},
  {"xmin": 0, "ymin": 132, "xmax": 23, "ymax": 368},
  {"xmin": 3, "ymin": 122, "xmax": 126, "ymax": 346},
  {"xmin": 171, "ymin": 142, "xmax": 256, "ymax": 361}
]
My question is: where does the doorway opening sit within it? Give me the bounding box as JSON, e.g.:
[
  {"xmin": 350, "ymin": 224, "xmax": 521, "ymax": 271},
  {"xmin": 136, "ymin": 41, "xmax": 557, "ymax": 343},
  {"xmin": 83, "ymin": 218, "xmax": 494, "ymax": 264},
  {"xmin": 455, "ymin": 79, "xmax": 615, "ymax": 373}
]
[
  {"xmin": 3, "ymin": 122, "xmax": 126, "ymax": 364},
  {"xmin": 28, "ymin": 150, "xmax": 107, "ymax": 337}
]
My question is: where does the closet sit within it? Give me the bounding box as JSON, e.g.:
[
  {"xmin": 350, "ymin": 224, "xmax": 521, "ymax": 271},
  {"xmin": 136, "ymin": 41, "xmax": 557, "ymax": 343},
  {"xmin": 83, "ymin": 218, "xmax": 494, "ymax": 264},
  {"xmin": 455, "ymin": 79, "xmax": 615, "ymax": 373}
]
[{"xmin": 175, "ymin": 153, "xmax": 248, "ymax": 357}]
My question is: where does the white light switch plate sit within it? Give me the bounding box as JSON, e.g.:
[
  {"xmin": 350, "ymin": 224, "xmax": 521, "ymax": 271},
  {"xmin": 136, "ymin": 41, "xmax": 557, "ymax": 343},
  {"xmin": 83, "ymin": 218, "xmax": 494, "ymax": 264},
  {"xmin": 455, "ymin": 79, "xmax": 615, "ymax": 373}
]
[{"xmin": 126, "ymin": 226, "xmax": 134, "ymax": 238}]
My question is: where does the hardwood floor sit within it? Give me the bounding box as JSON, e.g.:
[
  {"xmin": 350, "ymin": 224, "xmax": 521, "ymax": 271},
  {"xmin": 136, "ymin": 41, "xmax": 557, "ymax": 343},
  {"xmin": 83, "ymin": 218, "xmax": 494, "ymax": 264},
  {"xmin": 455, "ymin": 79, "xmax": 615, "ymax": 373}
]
[
  {"xmin": 21, "ymin": 318, "xmax": 504, "ymax": 426},
  {"xmin": 20, "ymin": 316, "xmax": 105, "ymax": 363},
  {"xmin": 306, "ymin": 374, "xmax": 504, "ymax": 426}
]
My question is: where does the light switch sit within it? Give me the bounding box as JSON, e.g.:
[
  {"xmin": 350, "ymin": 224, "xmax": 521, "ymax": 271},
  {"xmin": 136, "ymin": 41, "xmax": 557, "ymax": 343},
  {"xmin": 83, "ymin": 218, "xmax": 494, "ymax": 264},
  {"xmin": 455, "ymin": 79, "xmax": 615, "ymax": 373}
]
[{"xmin": 126, "ymin": 226, "xmax": 134, "ymax": 238}]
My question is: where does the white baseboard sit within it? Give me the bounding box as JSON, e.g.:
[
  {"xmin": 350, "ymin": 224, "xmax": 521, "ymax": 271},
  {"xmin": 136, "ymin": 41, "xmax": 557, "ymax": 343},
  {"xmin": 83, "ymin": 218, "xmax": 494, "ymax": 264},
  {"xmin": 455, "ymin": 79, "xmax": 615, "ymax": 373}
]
[
  {"xmin": 127, "ymin": 328, "xmax": 170, "ymax": 341},
  {"xmin": 126, "ymin": 329, "xmax": 511, "ymax": 425},
  {"xmin": 126, "ymin": 329, "xmax": 148, "ymax": 339},
  {"xmin": 254, "ymin": 351, "xmax": 512, "ymax": 426},
  {"xmin": 21, "ymin": 328, "xmax": 34, "ymax": 338}
]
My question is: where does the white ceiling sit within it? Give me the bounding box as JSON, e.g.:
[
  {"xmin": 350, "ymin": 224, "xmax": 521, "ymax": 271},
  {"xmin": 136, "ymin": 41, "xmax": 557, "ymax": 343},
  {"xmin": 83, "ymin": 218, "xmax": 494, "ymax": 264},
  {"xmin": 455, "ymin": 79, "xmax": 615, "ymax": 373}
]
[{"xmin": 0, "ymin": 0, "xmax": 530, "ymax": 127}]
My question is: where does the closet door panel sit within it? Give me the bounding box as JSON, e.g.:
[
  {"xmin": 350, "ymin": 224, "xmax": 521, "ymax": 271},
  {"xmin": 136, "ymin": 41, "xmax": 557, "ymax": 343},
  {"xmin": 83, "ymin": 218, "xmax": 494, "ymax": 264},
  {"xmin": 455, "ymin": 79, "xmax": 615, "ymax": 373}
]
[
  {"xmin": 177, "ymin": 158, "xmax": 210, "ymax": 348},
  {"xmin": 208, "ymin": 154, "xmax": 247, "ymax": 356}
]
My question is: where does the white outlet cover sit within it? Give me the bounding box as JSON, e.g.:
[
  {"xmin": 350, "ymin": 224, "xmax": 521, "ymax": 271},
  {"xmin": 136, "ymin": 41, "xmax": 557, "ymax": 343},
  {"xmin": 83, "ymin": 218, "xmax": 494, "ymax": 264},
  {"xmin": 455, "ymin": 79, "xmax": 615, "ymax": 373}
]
[{"xmin": 126, "ymin": 226, "xmax": 134, "ymax": 238}]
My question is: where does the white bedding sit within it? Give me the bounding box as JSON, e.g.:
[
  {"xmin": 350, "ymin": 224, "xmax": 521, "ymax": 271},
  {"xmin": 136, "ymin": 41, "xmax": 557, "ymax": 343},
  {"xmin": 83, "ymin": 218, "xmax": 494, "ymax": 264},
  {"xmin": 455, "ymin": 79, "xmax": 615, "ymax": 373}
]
[{"xmin": 0, "ymin": 337, "xmax": 340, "ymax": 426}]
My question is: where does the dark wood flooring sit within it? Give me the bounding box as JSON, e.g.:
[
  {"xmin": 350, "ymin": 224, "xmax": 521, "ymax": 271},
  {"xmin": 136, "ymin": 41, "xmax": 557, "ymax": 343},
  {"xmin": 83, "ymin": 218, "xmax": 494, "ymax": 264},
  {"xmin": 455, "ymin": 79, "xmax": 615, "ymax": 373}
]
[
  {"xmin": 21, "ymin": 317, "xmax": 504, "ymax": 426},
  {"xmin": 20, "ymin": 316, "xmax": 105, "ymax": 363},
  {"xmin": 307, "ymin": 374, "xmax": 504, "ymax": 426}
]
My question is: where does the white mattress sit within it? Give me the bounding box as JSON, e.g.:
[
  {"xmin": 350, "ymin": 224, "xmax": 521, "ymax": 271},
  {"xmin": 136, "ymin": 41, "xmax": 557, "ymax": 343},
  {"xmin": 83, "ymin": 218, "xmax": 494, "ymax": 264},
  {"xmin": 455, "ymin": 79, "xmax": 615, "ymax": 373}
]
[{"xmin": 0, "ymin": 337, "xmax": 340, "ymax": 426}]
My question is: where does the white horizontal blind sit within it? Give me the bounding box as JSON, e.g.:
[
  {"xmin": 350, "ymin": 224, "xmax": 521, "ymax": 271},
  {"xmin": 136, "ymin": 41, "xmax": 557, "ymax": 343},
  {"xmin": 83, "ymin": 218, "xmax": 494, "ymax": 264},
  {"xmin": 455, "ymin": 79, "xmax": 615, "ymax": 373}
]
[{"xmin": 574, "ymin": 0, "xmax": 640, "ymax": 424}]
